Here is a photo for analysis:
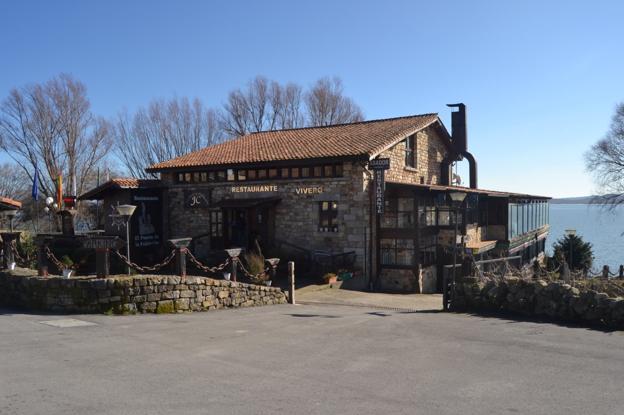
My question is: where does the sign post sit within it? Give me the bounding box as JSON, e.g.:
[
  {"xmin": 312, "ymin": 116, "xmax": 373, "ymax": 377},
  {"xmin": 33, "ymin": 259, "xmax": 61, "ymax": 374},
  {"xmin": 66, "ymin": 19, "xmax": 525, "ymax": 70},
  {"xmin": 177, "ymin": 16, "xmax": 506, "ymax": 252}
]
[{"xmin": 369, "ymin": 158, "xmax": 390, "ymax": 214}]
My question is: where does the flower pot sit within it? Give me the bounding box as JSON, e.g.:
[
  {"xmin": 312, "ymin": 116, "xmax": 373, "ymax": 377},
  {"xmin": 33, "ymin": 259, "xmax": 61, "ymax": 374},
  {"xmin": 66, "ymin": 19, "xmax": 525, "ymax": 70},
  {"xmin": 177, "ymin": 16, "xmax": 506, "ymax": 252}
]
[
  {"xmin": 62, "ymin": 269, "xmax": 73, "ymax": 279},
  {"xmin": 223, "ymin": 272, "xmax": 231, "ymax": 281},
  {"xmin": 265, "ymin": 280, "xmax": 272, "ymax": 287},
  {"xmin": 8, "ymin": 262, "xmax": 16, "ymax": 271}
]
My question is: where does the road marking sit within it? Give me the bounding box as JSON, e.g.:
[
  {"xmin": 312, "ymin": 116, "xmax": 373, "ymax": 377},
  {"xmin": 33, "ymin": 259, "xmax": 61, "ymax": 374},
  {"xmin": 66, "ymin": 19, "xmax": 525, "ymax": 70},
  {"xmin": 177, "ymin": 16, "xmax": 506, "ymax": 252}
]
[{"xmin": 39, "ymin": 319, "xmax": 97, "ymax": 328}]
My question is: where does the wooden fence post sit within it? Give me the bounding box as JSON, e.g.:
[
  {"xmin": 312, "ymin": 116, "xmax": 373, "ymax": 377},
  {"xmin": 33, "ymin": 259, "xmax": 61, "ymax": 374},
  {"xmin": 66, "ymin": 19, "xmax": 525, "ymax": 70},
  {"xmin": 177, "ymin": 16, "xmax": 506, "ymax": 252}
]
[
  {"xmin": 619, "ymin": 265, "xmax": 624, "ymax": 279},
  {"xmin": 288, "ymin": 261, "xmax": 295, "ymax": 305},
  {"xmin": 602, "ymin": 265, "xmax": 609, "ymax": 279}
]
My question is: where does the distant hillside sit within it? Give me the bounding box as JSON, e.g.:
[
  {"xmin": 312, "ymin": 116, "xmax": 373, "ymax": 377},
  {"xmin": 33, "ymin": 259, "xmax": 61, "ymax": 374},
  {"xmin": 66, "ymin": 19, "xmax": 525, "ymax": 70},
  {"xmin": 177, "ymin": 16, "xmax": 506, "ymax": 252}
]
[{"xmin": 551, "ymin": 195, "xmax": 623, "ymax": 204}]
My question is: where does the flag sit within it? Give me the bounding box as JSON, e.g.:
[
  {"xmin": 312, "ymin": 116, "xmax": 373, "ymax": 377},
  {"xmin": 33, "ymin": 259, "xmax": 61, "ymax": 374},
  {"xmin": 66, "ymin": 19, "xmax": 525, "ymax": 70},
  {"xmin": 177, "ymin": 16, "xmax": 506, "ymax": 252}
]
[
  {"xmin": 57, "ymin": 174, "xmax": 63, "ymax": 208},
  {"xmin": 32, "ymin": 167, "xmax": 39, "ymax": 201}
]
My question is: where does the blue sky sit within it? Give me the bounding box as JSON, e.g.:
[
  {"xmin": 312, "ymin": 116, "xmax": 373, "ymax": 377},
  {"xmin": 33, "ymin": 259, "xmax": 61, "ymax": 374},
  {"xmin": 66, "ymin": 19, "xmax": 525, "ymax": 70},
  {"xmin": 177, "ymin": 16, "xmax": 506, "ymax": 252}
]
[{"xmin": 1, "ymin": 0, "xmax": 623, "ymax": 197}]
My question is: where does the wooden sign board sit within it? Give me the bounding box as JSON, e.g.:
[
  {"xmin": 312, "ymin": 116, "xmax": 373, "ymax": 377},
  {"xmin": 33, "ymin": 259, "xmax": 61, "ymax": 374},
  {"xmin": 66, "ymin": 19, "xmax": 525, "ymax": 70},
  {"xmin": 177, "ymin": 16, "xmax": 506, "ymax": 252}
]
[{"xmin": 369, "ymin": 158, "xmax": 390, "ymax": 170}]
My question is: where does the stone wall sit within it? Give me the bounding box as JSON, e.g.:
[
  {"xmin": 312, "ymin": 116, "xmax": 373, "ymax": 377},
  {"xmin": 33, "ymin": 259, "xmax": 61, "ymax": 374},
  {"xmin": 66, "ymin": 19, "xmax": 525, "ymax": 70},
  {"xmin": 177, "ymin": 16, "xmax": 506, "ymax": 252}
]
[
  {"xmin": 380, "ymin": 126, "xmax": 449, "ymax": 185},
  {"xmin": 453, "ymin": 276, "xmax": 624, "ymax": 329},
  {"xmin": 0, "ymin": 272, "xmax": 287, "ymax": 314},
  {"xmin": 164, "ymin": 161, "xmax": 371, "ymax": 272}
]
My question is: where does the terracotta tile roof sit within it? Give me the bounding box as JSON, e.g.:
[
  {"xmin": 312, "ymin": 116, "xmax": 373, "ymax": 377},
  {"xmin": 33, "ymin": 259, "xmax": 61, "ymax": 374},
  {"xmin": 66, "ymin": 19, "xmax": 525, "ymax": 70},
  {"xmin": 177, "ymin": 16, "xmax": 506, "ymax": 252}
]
[
  {"xmin": 147, "ymin": 113, "xmax": 443, "ymax": 172},
  {"xmin": 78, "ymin": 178, "xmax": 161, "ymax": 200},
  {"xmin": 0, "ymin": 196, "xmax": 22, "ymax": 210}
]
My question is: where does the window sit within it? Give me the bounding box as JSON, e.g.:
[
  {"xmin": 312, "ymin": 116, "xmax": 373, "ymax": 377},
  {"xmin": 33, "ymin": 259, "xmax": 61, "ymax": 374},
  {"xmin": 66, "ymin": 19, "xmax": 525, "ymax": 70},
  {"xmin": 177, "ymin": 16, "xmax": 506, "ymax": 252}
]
[
  {"xmin": 210, "ymin": 210, "xmax": 223, "ymax": 237},
  {"xmin": 247, "ymin": 169, "xmax": 257, "ymax": 180},
  {"xmin": 268, "ymin": 168, "xmax": 278, "ymax": 178},
  {"xmin": 405, "ymin": 135, "xmax": 415, "ymax": 168},
  {"xmin": 324, "ymin": 165, "xmax": 333, "ymax": 177},
  {"xmin": 193, "ymin": 172, "xmax": 200, "ymax": 183},
  {"xmin": 381, "ymin": 197, "xmax": 414, "ymax": 228},
  {"xmin": 335, "ymin": 163, "xmax": 343, "ymax": 177},
  {"xmin": 217, "ymin": 170, "xmax": 226, "ymax": 181},
  {"xmin": 258, "ymin": 169, "xmax": 267, "ymax": 179},
  {"xmin": 301, "ymin": 167, "xmax": 310, "ymax": 178},
  {"xmin": 313, "ymin": 166, "xmax": 323, "ymax": 177},
  {"xmin": 380, "ymin": 239, "xmax": 414, "ymax": 266},
  {"xmin": 281, "ymin": 167, "xmax": 290, "ymax": 178},
  {"xmin": 291, "ymin": 167, "xmax": 300, "ymax": 178},
  {"xmin": 227, "ymin": 169, "xmax": 235, "ymax": 181},
  {"xmin": 318, "ymin": 201, "xmax": 338, "ymax": 232},
  {"xmin": 237, "ymin": 170, "xmax": 247, "ymax": 181},
  {"xmin": 200, "ymin": 172, "xmax": 208, "ymax": 182}
]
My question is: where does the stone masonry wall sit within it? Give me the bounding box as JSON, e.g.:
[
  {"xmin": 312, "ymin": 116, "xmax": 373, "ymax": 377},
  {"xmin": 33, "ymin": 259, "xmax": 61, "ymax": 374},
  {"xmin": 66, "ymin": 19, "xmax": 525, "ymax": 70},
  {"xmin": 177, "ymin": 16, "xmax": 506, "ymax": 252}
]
[
  {"xmin": 380, "ymin": 126, "xmax": 449, "ymax": 186},
  {"xmin": 454, "ymin": 275, "xmax": 624, "ymax": 329},
  {"xmin": 165, "ymin": 162, "xmax": 371, "ymax": 272},
  {"xmin": 0, "ymin": 272, "xmax": 287, "ymax": 314}
]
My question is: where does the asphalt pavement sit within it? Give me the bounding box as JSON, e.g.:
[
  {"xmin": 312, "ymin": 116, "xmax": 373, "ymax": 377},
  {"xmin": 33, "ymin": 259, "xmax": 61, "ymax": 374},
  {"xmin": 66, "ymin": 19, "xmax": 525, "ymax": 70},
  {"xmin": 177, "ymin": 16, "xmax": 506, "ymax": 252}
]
[{"xmin": 1, "ymin": 304, "xmax": 623, "ymax": 415}]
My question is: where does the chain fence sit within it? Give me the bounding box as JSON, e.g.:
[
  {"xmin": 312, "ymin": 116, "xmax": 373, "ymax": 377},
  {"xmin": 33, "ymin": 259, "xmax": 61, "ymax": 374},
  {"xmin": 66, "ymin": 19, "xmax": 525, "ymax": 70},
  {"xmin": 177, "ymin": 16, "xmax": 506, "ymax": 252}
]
[
  {"xmin": 112, "ymin": 249, "xmax": 176, "ymax": 273},
  {"xmin": 44, "ymin": 246, "xmax": 80, "ymax": 272},
  {"xmin": 186, "ymin": 249, "xmax": 231, "ymax": 274},
  {"xmin": 236, "ymin": 259, "xmax": 273, "ymax": 283},
  {"xmin": 10, "ymin": 240, "xmax": 33, "ymax": 268}
]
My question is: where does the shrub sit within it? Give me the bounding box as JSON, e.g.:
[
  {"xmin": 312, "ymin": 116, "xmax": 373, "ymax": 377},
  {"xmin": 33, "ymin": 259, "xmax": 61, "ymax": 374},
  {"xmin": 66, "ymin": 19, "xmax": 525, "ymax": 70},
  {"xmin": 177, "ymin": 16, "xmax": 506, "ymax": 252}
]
[
  {"xmin": 243, "ymin": 251, "xmax": 267, "ymax": 284},
  {"xmin": 552, "ymin": 234, "xmax": 594, "ymax": 272}
]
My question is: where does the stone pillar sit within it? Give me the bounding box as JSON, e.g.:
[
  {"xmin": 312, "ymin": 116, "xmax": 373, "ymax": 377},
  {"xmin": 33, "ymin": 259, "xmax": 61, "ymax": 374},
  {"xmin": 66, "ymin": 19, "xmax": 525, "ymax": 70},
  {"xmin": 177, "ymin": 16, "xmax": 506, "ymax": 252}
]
[
  {"xmin": 225, "ymin": 248, "xmax": 242, "ymax": 282},
  {"xmin": 619, "ymin": 265, "xmax": 624, "ymax": 279},
  {"xmin": 602, "ymin": 265, "xmax": 610, "ymax": 279},
  {"xmin": 95, "ymin": 248, "xmax": 110, "ymax": 278},
  {"xmin": 0, "ymin": 232, "xmax": 20, "ymax": 269},
  {"xmin": 168, "ymin": 238, "xmax": 192, "ymax": 277}
]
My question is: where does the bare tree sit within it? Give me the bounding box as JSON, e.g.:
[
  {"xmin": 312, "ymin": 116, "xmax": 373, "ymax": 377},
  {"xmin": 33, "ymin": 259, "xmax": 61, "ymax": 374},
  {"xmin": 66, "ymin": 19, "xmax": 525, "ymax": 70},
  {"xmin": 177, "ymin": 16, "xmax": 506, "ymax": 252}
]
[
  {"xmin": 113, "ymin": 97, "xmax": 223, "ymax": 178},
  {"xmin": 0, "ymin": 163, "xmax": 28, "ymax": 199},
  {"xmin": 0, "ymin": 74, "xmax": 112, "ymax": 199},
  {"xmin": 305, "ymin": 77, "xmax": 364, "ymax": 126},
  {"xmin": 585, "ymin": 103, "xmax": 624, "ymax": 207},
  {"xmin": 220, "ymin": 76, "xmax": 288, "ymax": 137}
]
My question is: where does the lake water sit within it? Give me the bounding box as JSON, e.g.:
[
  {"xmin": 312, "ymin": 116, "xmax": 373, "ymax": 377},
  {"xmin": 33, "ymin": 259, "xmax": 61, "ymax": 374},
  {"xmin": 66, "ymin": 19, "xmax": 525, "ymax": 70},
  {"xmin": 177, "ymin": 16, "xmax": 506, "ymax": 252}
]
[{"xmin": 547, "ymin": 204, "xmax": 624, "ymax": 267}]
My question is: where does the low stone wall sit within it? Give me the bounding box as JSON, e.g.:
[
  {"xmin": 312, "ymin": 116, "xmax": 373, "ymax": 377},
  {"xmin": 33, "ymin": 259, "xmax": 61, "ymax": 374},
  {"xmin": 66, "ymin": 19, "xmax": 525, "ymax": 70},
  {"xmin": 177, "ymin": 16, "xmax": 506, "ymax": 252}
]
[
  {"xmin": 453, "ymin": 276, "xmax": 624, "ymax": 329},
  {"xmin": 0, "ymin": 272, "xmax": 287, "ymax": 314}
]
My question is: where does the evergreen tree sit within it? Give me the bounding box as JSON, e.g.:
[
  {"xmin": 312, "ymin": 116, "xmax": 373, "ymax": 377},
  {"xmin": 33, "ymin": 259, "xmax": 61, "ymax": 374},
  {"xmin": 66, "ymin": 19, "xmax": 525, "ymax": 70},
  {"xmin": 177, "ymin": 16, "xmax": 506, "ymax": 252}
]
[{"xmin": 552, "ymin": 234, "xmax": 594, "ymax": 272}]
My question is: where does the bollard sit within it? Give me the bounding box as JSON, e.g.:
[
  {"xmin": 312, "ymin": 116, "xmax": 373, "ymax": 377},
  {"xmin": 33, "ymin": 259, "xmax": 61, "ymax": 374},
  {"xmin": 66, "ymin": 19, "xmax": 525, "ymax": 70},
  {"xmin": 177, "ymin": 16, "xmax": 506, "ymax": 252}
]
[
  {"xmin": 95, "ymin": 248, "xmax": 110, "ymax": 278},
  {"xmin": 288, "ymin": 261, "xmax": 295, "ymax": 305},
  {"xmin": 619, "ymin": 265, "xmax": 624, "ymax": 279},
  {"xmin": 602, "ymin": 265, "xmax": 609, "ymax": 279},
  {"xmin": 168, "ymin": 238, "xmax": 192, "ymax": 277}
]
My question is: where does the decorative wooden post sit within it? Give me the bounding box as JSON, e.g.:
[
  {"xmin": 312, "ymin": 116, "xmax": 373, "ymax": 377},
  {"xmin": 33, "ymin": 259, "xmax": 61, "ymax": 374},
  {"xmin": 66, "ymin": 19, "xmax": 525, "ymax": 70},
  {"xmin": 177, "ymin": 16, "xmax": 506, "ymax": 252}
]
[
  {"xmin": 35, "ymin": 236, "xmax": 50, "ymax": 277},
  {"xmin": 168, "ymin": 238, "xmax": 192, "ymax": 277},
  {"xmin": 619, "ymin": 265, "xmax": 624, "ymax": 279},
  {"xmin": 81, "ymin": 236, "xmax": 120, "ymax": 278},
  {"xmin": 95, "ymin": 249, "xmax": 110, "ymax": 278},
  {"xmin": 0, "ymin": 232, "xmax": 19, "ymax": 269},
  {"xmin": 225, "ymin": 248, "xmax": 242, "ymax": 282},
  {"xmin": 602, "ymin": 265, "xmax": 609, "ymax": 279},
  {"xmin": 288, "ymin": 261, "xmax": 296, "ymax": 305}
]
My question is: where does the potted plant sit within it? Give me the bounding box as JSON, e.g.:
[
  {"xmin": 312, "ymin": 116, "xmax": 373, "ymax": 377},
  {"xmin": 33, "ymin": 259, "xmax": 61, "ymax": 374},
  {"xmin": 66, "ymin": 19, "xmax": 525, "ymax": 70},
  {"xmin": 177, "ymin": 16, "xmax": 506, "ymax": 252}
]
[
  {"xmin": 60, "ymin": 255, "xmax": 74, "ymax": 279},
  {"xmin": 323, "ymin": 273, "xmax": 338, "ymax": 284}
]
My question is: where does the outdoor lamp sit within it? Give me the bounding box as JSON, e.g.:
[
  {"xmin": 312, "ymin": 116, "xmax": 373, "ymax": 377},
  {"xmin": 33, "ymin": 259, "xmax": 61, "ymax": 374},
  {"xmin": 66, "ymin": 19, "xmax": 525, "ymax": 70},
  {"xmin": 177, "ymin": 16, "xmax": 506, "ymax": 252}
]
[
  {"xmin": 116, "ymin": 204, "xmax": 137, "ymax": 217},
  {"xmin": 448, "ymin": 191, "xmax": 467, "ymax": 204},
  {"xmin": 45, "ymin": 196, "xmax": 54, "ymax": 207},
  {"xmin": 444, "ymin": 191, "xmax": 467, "ymax": 311},
  {"xmin": 116, "ymin": 204, "xmax": 137, "ymax": 275}
]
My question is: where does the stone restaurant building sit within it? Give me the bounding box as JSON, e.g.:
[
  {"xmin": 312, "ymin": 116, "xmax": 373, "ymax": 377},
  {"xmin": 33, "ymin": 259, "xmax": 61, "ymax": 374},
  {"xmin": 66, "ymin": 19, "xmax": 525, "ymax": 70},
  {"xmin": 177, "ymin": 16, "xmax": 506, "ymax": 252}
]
[{"xmin": 81, "ymin": 105, "xmax": 550, "ymax": 293}]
